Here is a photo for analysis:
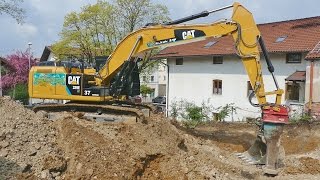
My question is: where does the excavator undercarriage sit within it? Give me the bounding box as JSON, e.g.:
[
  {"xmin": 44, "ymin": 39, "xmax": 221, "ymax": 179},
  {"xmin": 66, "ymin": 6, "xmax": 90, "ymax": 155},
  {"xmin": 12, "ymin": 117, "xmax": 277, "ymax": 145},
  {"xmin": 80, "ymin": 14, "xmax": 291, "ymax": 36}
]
[{"xmin": 33, "ymin": 101, "xmax": 154, "ymax": 123}]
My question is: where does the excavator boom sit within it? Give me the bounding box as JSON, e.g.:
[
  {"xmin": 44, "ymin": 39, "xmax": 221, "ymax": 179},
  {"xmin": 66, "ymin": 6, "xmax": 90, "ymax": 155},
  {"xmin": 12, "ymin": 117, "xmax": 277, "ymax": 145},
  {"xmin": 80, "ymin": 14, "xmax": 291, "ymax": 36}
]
[{"xmin": 28, "ymin": 2, "xmax": 288, "ymax": 175}]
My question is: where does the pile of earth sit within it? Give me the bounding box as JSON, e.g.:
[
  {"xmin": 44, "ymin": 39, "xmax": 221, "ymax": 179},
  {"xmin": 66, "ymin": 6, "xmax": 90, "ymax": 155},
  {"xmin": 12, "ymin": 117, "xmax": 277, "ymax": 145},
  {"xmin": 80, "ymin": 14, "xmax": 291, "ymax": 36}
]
[
  {"xmin": 0, "ymin": 97, "xmax": 63, "ymax": 179},
  {"xmin": 52, "ymin": 114, "xmax": 259, "ymax": 179},
  {"xmin": 0, "ymin": 97, "xmax": 320, "ymax": 179}
]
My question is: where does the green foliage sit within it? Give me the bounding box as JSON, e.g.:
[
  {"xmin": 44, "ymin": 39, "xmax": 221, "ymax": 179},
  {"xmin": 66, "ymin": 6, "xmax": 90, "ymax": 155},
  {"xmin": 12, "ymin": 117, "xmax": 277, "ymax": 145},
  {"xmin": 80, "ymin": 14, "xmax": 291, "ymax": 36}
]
[
  {"xmin": 8, "ymin": 83, "xmax": 28, "ymax": 104},
  {"xmin": 169, "ymin": 100, "xmax": 180, "ymax": 120},
  {"xmin": 139, "ymin": 49, "xmax": 166, "ymax": 77},
  {"xmin": 289, "ymin": 112, "xmax": 313, "ymax": 123},
  {"xmin": 140, "ymin": 84, "xmax": 153, "ymax": 97},
  {"xmin": 170, "ymin": 99, "xmax": 213, "ymax": 128},
  {"xmin": 182, "ymin": 103, "xmax": 206, "ymax": 129},
  {"xmin": 115, "ymin": 0, "xmax": 170, "ymax": 35},
  {"xmin": 214, "ymin": 103, "xmax": 237, "ymax": 122},
  {"xmin": 170, "ymin": 99, "xmax": 239, "ymax": 128},
  {"xmin": 53, "ymin": 0, "xmax": 170, "ymax": 62}
]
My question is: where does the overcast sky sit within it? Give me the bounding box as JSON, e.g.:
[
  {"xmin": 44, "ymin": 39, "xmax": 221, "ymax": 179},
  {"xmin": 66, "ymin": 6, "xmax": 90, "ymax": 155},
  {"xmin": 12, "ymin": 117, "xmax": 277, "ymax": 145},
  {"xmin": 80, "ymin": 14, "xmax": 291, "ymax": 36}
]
[{"xmin": 0, "ymin": 0, "xmax": 319, "ymax": 57}]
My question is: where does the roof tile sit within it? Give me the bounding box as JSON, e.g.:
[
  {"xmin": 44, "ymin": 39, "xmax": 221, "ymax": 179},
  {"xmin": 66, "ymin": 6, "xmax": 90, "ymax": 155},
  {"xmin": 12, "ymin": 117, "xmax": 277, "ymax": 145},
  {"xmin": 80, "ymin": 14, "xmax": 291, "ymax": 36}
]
[
  {"xmin": 157, "ymin": 16, "xmax": 320, "ymax": 58},
  {"xmin": 285, "ymin": 71, "xmax": 306, "ymax": 81},
  {"xmin": 306, "ymin": 41, "xmax": 320, "ymax": 60}
]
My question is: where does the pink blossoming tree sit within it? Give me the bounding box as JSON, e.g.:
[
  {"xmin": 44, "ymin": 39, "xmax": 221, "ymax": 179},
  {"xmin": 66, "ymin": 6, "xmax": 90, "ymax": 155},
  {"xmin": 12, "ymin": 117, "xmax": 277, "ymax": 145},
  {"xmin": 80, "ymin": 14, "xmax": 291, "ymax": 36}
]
[{"xmin": 1, "ymin": 51, "xmax": 36, "ymax": 91}]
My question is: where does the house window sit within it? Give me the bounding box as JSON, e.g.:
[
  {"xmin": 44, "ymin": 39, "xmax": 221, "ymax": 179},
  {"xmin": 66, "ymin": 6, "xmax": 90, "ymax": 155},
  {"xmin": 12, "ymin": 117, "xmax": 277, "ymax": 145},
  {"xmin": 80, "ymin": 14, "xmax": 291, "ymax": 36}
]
[
  {"xmin": 213, "ymin": 56, "xmax": 223, "ymax": 64},
  {"xmin": 213, "ymin": 79, "xmax": 222, "ymax": 95},
  {"xmin": 285, "ymin": 81, "xmax": 300, "ymax": 101},
  {"xmin": 176, "ymin": 58, "xmax": 183, "ymax": 65},
  {"xmin": 142, "ymin": 76, "xmax": 147, "ymax": 82},
  {"xmin": 247, "ymin": 81, "xmax": 254, "ymax": 97},
  {"xmin": 286, "ymin": 53, "xmax": 302, "ymax": 63},
  {"xmin": 150, "ymin": 76, "xmax": 154, "ymax": 82}
]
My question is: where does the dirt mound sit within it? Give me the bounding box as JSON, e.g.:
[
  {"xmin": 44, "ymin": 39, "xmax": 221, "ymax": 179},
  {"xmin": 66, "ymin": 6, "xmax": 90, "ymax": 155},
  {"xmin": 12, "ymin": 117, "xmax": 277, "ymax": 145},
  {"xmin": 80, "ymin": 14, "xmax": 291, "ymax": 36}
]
[
  {"xmin": 285, "ymin": 157, "xmax": 320, "ymax": 175},
  {"xmin": 193, "ymin": 121, "xmax": 320, "ymax": 178},
  {"xmin": 1, "ymin": 97, "xmax": 320, "ymax": 179},
  {"xmin": 282, "ymin": 124, "xmax": 320, "ymax": 155},
  {"xmin": 0, "ymin": 98, "xmax": 63, "ymax": 179},
  {"xmin": 53, "ymin": 115, "xmax": 244, "ymax": 179}
]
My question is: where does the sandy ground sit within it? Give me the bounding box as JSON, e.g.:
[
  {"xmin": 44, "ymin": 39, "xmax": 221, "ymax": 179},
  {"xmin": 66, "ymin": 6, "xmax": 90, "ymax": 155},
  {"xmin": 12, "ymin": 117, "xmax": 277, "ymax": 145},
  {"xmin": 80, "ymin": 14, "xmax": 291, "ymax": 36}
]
[{"xmin": 0, "ymin": 98, "xmax": 319, "ymax": 179}]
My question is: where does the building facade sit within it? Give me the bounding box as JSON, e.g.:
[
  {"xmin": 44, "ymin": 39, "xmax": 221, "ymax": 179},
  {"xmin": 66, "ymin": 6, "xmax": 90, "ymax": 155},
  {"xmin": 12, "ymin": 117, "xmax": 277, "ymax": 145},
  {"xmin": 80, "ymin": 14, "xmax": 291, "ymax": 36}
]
[
  {"xmin": 166, "ymin": 54, "xmax": 306, "ymax": 121},
  {"xmin": 140, "ymin": 62, "xmax": 167, "ymax": 102},
  {"xmin": 157, "ymin": 16, "xmax": 320, "ymax": 121}
]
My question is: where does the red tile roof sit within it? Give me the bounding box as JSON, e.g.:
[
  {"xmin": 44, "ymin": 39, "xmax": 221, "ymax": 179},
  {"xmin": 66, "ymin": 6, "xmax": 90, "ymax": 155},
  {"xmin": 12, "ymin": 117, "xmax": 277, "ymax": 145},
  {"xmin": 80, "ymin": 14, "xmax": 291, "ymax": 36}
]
[
  {"xmin": 285, "ymin": 71, "xmax": 306, "ymax": 82},
  {"xmin": 306, "ymin": 41, "xmax": 320, "ymax": 60},
  {"xmin": 157, "ymin": 16, "xmax": 320, "ymax": 58}
]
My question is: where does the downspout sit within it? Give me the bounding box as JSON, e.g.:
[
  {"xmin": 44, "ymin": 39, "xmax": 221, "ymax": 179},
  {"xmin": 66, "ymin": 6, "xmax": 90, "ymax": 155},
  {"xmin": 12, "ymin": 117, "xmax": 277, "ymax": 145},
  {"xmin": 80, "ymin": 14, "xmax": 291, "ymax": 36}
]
[
  {"xmin": 166, "ymin": 63, "xmax": 169, "ymax": 117},
  {"xmin": 158, "ymin": 60, "xmax": 169, "ymax": 117},
  {"xmin": 308, "ymin": 60, "xmax": 314, "ymax": 115}
]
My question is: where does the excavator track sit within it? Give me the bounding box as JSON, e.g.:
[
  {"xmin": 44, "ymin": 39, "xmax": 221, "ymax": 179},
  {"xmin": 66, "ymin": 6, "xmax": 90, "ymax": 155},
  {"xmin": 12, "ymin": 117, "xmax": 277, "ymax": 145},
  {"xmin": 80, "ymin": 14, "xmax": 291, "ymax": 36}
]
[{"xmin": 32, "ymin": 102, "xmax": 154, "ymax": 123}]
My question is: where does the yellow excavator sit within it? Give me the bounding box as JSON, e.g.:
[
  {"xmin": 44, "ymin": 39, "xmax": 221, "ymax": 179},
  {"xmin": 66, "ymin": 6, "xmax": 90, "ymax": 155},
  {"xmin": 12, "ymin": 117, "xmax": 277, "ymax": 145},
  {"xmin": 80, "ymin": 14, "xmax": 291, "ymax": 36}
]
[{"xmin": 29, "ymin": 2, "xmax": 288, "ymax": 175}]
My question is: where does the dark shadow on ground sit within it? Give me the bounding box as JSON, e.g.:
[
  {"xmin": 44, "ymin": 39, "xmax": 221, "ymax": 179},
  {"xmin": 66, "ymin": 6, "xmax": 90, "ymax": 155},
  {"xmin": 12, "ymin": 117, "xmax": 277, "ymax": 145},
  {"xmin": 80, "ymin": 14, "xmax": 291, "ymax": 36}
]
[{"xmin": 172, "ymin": 121, "xmax": 258, "ymax": 152}]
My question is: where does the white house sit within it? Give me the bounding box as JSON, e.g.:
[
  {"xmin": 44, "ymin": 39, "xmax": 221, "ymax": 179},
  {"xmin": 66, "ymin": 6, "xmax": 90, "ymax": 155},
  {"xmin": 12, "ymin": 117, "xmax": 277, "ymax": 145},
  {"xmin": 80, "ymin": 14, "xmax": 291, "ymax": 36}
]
[
  {"xmin": 305, "ymin": 41, "xmax": 320, "ymax": 117},
  {"xmin": 39, "ymin": 46, "xmax": 57, "ymax": 62},
  {"xmin": 157, "ymin": 16, "xmax": 320, "ymax": 121},
  {"xmin": 140, "ymin": 61, "xmax": 167, "ymax": 102}
]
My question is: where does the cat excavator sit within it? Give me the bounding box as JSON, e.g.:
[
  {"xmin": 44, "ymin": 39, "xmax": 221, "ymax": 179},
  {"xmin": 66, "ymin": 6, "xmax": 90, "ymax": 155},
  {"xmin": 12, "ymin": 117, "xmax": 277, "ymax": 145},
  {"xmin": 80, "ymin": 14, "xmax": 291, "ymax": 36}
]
[{"xmin": 29, "ymin": 2, "xmax": 288, "ymax": 175}]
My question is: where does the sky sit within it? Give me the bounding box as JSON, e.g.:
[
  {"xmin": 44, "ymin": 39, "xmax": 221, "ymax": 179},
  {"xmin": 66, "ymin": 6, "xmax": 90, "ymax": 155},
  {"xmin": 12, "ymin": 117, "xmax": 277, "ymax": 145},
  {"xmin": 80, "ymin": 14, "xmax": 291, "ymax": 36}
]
[{"xmin": 0, "ymin": 0, "xmax": 319, "ymax": 57}]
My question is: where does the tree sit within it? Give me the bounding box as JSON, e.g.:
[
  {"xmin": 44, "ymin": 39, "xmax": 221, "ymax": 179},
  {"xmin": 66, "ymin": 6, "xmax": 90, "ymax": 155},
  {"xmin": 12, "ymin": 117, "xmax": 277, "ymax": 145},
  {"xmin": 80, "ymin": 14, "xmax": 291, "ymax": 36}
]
[
  {"xmin": 53, "ymin": 0, "xmax": 170, "ymax": 62},
  {"xmin": 1, "ymin": 51, "xmax": 35, "ymax": 92},
  {"xmin": 52, "ymin": 1, "xmax": 117, "ymax": 62},
  {"xmin": 0, "ymin": 0, "xmax": 25, "ymax": 23},
  {"xmin": 140, "ymin": 84, "xmax": 153, "ymax": 97},
  {"xmin": 114, "ymin": 0, "xmax": 170, "ymax": 36}
]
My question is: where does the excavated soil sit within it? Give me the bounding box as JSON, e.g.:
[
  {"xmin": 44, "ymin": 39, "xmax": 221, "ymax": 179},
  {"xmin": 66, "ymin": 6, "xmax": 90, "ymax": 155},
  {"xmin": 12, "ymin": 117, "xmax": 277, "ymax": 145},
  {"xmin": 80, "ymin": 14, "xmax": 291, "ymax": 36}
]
[{"xmin": 0, "ymin": 97, "xmax": 320, "ymax": 179}]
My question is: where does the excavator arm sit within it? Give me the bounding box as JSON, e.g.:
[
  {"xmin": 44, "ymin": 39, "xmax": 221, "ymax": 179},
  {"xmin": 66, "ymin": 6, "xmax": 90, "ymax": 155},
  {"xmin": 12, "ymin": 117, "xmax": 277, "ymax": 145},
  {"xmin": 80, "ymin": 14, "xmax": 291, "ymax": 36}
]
[
  {"xmin": 98, "ymin": 2, "xmax": 283, "ymax": 108},
  {"xmin": 96, "ymin": 2, "xmax": 288, "ymax": 175},
  {"xmin": 28, "ymin": 2, "xmax": 288, "ymax": 175}
]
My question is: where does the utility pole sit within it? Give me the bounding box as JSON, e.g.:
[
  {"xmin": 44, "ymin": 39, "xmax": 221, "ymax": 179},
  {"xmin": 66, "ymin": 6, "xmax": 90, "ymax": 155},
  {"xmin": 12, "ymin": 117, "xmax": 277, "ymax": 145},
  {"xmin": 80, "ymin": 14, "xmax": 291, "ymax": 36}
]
[{"xmin": 28, "ymin": 42, "xmax": 32, "ymax": 106}]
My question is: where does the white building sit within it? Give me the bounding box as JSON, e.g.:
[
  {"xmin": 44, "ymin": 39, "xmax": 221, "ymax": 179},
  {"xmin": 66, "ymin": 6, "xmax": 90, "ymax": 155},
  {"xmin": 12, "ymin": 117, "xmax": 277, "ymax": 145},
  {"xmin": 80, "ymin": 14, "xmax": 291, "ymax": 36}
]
[
  {"xmin": 157, "ymin": 16, "xmax": 320, "ymax": 121},
  {"xmin": 39, "ymin": 46, "xmax": 57, "ymax": 62},
  {"xmin": 140, "ymin": 61, "xmax": 167, "ymax": 102}
]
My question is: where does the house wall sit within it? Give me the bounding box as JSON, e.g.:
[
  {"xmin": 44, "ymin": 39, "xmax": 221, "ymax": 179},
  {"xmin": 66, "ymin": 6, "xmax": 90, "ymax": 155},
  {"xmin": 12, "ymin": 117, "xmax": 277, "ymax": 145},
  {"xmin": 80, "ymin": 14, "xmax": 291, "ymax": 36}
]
[
  {"xmin": 47, "ymin": 52, "xmax": 56, "ymax": 61},
  {"xmin": 167, "ymin": 53, "xmax": 307, "ymax": 121},
  {"xmin": 305, "ymin": 60, "xmax": 320, "ymax": 103},
  {"xmin": 140, "ymin": 61, "xmax": 167, "ymax": 102}
]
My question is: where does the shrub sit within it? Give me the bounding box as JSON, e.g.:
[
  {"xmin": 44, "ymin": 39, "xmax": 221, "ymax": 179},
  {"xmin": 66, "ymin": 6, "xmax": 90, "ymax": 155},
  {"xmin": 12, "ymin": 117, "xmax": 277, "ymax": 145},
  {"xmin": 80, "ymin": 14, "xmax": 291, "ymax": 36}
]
[
  {"xmin": 214, "ymin": 103, "xmax": 237, "ymax": 122},
  {"xmin": 170, "ymin": 99, "xmax": 214, "ymax": 128},
  {"xmin": 289, "ymin": 112, "xmax": 313, "ymax": 123},
  {"xmin": 140, "ymin": 84, "xmax": 153, "ymax": 97},
  {"xmin": 8, "ymin": 83, "xmax": 29, "ymax": 104}
]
